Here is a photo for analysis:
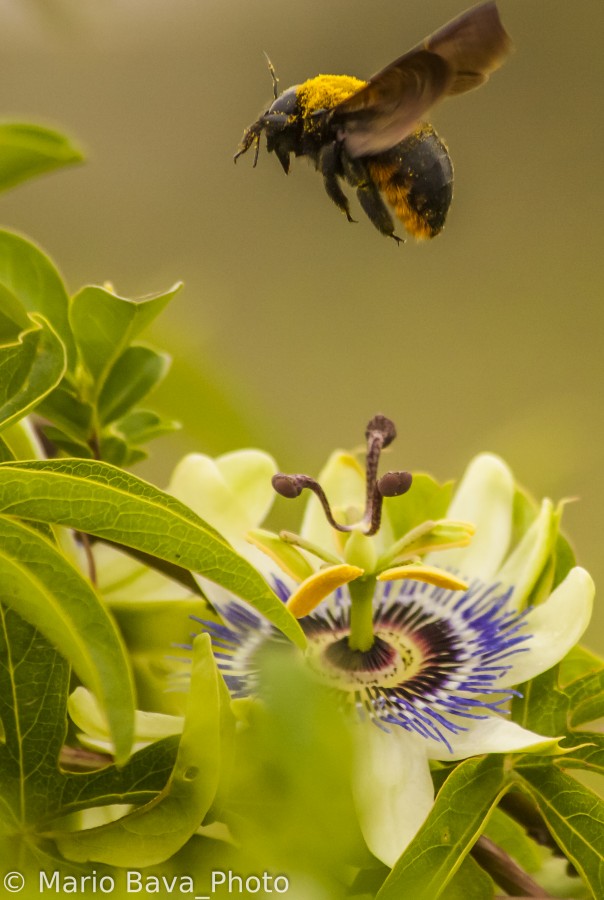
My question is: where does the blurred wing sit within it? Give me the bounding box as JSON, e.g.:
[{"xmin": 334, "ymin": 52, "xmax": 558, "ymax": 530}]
[
  {"xmin": 332, "ymin": 1, "xmax": 512, "ymax": 158},
  {"xmin": 425, "ymin": 0, "xmax": 512, "ymax": 95},
  {"xmin": 331, "ymin": 50, "xmax": 452, "ymax": 159}
]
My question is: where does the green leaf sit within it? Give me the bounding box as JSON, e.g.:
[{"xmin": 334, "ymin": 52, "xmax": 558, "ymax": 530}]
[
  {"xmin": 0, "ymin": 230, "xmax": 75, "ymax": 368},
  {"xmin": 524, "ymin": 505, "xmax": 576, "ymax": 607},
  {"xmin": 499, "ymin": 498, "xmax": 557, "ymax": 609},
  {"xmin": 113, "ymin": 409, "xmax": 180, "ymax": 444},
  {"xmin": 0, "ymin": 123, "xmax": 83, "ymax": 192},
  {"xmin": 0, "ymin": 608, "xmax": 184, "ymax": 866},
  {"xmin": 513, "ymin": 660, "xmax": 604, "ymax": 738},
  {"xmin": 0, "ymin": 458, "xmax": 306, "ymax": 649},
  {"xmin": 557, "ymin": 732, "xmax": 604, "ymax": 775},
  {"xmin": 97, "ymin": 433, "xmax": 135, "ymax": 467},
  {"xmin": 69, "ymin": 283, "xmax": 181, "ymax": 389},
  {"xmin": 383, "ymin": 473, "xmax": 453, "ymax": 540},
  {"xmin": 0, "ymin": 418, "xmax": 43, "ymax": 461},
  {"xmin": 0, "ymin": 435, "xmax": 14, "ymax": 462},
  {"xmin": 510, "ymin": 487, "xmax": 538, "ymax": 551},
  {"xmin": 376, "ymin": 756, "xmax": 509, "ymax": 900},
  {"xmin": 228, "ymin": 649, "xmax": 362, "ymax": 884},
  {"xmin": 519, "ymin": 766, "xmax": 604, "ymax": 897},
  {"xmin": 512, "ymin": 664, "xmax": 569, "ymax": 737},
  {"xmin": 122, "ymin": 447, "xmax": 147, "ymax": 467},
  {"xmin": 348, "ymin": 864, "xmax": 390, "ymax": 898},
  {"xmin": 98, "ymin": 345, "xmax": 171, "ymax": 424},
  {"xmin": 0, "ymin": 610, "xmax": 177, "ymax": 827},
  {"xmin": 566, "ymin": 668, "xmax": 604, "ymax": 727},
  {"xmin": 0, "ymin": 516, "xmax": 134, "ymax": 763},
  {"xmin": 54, "ymin": 634, "xmax": 224, "ymax": 865},
  {"xmin": 55, "ymin": 736, "xmax": 180, "ymax": 818},
  {"xmin": 442, "ymin": 855, "xmax": 495, "ymax": 899},
  {"xmin": 0, "ymin": 314, "xmax": 66, "ymax": 432},
  {"xmin": 0, "ymin": 608, "xmax": 70, "ymax": 829},
  {"xmin": 560, "ymin": 645, "xmax": 604, "ymax": 686},
  {"xmin": 42, "ymin": 425, "xmax": 94, "ymax": 458},
  {"xmin": 552, "ymin": 531, "xmax": 578, "ymax": 589},
  {"xmin": 0, "ymin": 282, "xmax": 30, "ymax": 336},
  {"xmin": 37, "ymin": 384, "xmax": 93, "ymax": 442}
]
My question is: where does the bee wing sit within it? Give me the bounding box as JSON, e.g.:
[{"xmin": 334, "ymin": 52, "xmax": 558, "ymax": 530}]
[
  {"xmin": 425, "ymin": 0, "xmax": 512, "ymax": 95},
  {"xmin": 332, "ymin": 1, "xmax": 511, "ymax": 158},
  {"xmin": 331, "ymin": 50, "xmax": 452, "ymax": 159}
]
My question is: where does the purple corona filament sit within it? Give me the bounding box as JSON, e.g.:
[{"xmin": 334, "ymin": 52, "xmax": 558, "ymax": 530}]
[{"xmin": 188, "ymin": 575, "xmax": 530, "ymax": 753}]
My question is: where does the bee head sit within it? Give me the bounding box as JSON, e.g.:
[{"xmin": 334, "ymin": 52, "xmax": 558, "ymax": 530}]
[{"xmin": 235, "ymin": 85, "xmax": 301, "ymax": 171}]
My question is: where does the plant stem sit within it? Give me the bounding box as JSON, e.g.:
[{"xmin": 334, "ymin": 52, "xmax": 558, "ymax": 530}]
[
  {"xmin": 347, "ymin": 576, "xmax": 376, "ymax": 651},
  {"xmin": 472, "ymin": 835, "xmax": 552, "ymax": 897}
]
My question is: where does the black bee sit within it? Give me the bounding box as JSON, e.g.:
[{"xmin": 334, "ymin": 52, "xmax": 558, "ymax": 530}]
[{"xmin": 235, "ymin": 1, "xmax": 511, "ymax": 242}]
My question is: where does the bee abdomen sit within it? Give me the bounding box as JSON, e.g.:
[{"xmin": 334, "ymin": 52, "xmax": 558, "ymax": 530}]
[{"xmin": 367, "ymin": 125, "xmax": 453, "ymax": 239}]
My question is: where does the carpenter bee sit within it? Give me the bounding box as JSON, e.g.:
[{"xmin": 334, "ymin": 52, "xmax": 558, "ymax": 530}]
[{"xmin": 235, "ymin": 1, "xmax": 511, "ymax": 242}]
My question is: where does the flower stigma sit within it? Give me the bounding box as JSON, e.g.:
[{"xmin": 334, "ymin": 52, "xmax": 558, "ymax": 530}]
[
  {"xmin": 273, "ymin": 414, "xmax": 420, "ymax": 652},
  {"xmin": 272, "ymin": 413, "xmax": 409, "ymax": 537}
]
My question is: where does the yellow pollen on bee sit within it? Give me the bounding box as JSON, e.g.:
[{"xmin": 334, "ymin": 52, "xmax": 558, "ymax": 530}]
[{"xmin": 297, "ymin": 74, "xmax": 366, "ymax": 117}]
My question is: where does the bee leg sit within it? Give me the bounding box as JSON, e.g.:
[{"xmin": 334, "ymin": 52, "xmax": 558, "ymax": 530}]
[
  {"xmin": 318, "ymin": 143, "xmax": 356, "ymax": 223},
  {"xmin": 342, "ymin": 157, "xmax": 403, "ymax": 243},
  {"xmin": 356, "ymin": 181, "xmax": 403, "ymax": 243}
]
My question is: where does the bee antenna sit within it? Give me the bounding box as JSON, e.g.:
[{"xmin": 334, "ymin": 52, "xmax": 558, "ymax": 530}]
[{"xmin": 263, "ymin": 51, "xmax": 279, "ymax": 100}]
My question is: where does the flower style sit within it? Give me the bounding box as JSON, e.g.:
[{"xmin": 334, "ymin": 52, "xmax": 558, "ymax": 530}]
[{"xmin": 169, "ymin": 417, "xmax": 594, "ymax": 867}]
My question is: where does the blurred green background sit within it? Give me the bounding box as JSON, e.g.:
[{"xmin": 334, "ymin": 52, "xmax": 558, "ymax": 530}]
[{"xmin": 1, "ymin": 0, "xmax": 602, "ymax": 647}]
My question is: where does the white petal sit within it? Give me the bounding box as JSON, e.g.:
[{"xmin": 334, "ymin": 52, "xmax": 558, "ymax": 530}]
[
  {"xmin": 68, "ymin": 687, "xmax": 183, "ymax": 743},
  {"xmin": 497, "ymin": 499, "xmax": 555, "ymax": 610},
  {"xmin": 424, "ymin": 716, "xmax": 558, "ymax": 761},
  {"xmin": 351, "ymin": 722, "xmax": 434, "ymax": 867},
  {"xmin": 498, "ymin": 566, "xmax": 594, "ymax": 687},
  {"xmin": 426, "ymin": 454, "xmax": 514, "ymax": 580},
  {"xmin": 217, "ymin": 450, "xmax": 278, "ymax": 527},
  {"xmin": 168, "ymin": 450, "xmax": 277, "ymax": 544},
  {"xmin": 94, "ymin": 542, "xmax": 192, "ymax": 601}
]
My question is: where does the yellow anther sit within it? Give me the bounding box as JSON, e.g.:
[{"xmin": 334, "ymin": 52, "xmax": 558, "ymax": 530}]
[
  {"xmin": 286, "ymin": 564, "xmax": 364, "ymax": 618},
  {"xmin": 378, "ymin": 564, "xmax": 468, "ymax": 592}
]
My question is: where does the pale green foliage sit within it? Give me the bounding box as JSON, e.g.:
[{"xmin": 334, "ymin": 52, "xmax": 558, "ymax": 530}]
[{"xmin": 0, "ymin": 123, "xmax": 82, "ymax": 193}]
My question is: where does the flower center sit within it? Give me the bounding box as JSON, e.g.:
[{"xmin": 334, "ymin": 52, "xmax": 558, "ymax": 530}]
[
  {"xmin": 191, "ymin": 575, "xmax": 530, "ymax": 750},
  {"xmin": 305, "ymin": 626, "xmax": 425, "ymax": 691}
]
